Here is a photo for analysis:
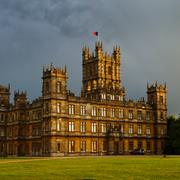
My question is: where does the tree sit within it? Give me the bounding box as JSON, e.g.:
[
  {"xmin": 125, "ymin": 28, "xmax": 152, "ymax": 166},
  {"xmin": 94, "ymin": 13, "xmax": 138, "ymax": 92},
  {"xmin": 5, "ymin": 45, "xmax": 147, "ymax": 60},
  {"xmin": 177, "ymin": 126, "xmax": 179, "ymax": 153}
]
[{"xmin": 166, "ymin": 116, "xmax": 180, "ymax": 154}]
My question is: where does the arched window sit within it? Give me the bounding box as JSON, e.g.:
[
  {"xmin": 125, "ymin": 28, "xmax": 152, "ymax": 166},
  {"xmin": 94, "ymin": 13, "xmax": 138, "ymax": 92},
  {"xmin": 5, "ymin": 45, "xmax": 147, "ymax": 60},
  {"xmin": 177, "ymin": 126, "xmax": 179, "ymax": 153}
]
[
  {"xmin": 57, "ymin": 82, "xmax": 61, "ymax": 93},
  {"xmin": 87, "ymin": 81, "xmax": 91, "ymax": 91},
  {"xmin": 108, "ymin": 66, "xmax": 112, "ymax": 75}
]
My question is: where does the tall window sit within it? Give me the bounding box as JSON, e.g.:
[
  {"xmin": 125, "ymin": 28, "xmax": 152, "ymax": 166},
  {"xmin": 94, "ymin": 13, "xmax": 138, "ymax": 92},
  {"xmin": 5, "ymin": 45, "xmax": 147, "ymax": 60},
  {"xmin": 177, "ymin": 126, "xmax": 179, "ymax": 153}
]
[
  {"xmin": 101, "ymin": 93, "xmax": 106, "ymax": 100},
  {"xmin": 57, "ymin": 103, "xmax": 61, "ymax": 113},
  {"xmin": 102, "ymin": 141, "xmax": 107, "ymax": 152},
  {"xmin": 129, "ymin": 141, "xmax": 134, "ymax": 151},
  {"xmin": 80, "ymin": 122, "xmax": 86, "ymax": 133},
  {"xmin": 80, "ymin": 141, "xmax": 86, "ymax": 152},
  {"xmin": 118, "ymin": 109, "xmax": 124, "ymax": 118},
  {"xmin": 146, "ymin": 126, "xmax": 151, "ymax": 135},
  {"xmin": 57, "ymin": 143, "xmax": 60, "ymax": 152},
  {"xmin": 69, "ymin": 104, "xmax": 75, "ymax": 115},
  {"xmin": 0, "ymin": 114, "xmax": 4, "ymax": 121},
  {"xmin": 137, "ymin": 124, "xmax": 142, "ymax": 135},
  {"xmin": 129, "ymin": 124, "xmax": 133, "ymax": 134},
  {"xmin": 128, "ymin": 110, "xmax": 133, "ymax": 120},
  {"xmin": 160, "ymin": 128, "xmax": 164, "ymax": 135},
  {"xmin": 80, "ymin": 105, "xmax": 86, "ymax": 116},
  {"xmin": 92, "ymin": 122, "xmax": 97, "ymax": 133},
  {"xmin": 138, "ymin": 141, "xmax": 142, "ymax": 149},
  {"xmin": 160, "ymin": 96, "xmax": 163, "ymax": 105},
  {"xmin": 146, "ymin": 112, "xmax": 150, "ymax": 121},
  {"xmin": 101, "ymin": 123, "xmax": 107, "ymax": 133},
  {"xmin": 137, "ymin": 111, "xmax": 142, "ymax": 121},
  {"xmin": 101, "ymin": 108, "xmax": 106, "ymax": 117},
  {"xmin": 111, "ymin": 108, "xmax": 115, "ymax": 118},
  {"xmin": 110, "ymin": 94, "xmax": 115, "ymax": 100},
  {"xmin": 91, "ymin": 106, "xmax": 97, "ymax": 116},
  {"xmin": 57, "ymin": 82, "xmax": 61, "ymax": 93},
  {"xmin": 108, "ymin": 66, "xmax": 112, "ymax": 75},
  {"xmin": 57, "ymin": 120, "xmax": 61, "ymax": 131},
  {"xmin": 69, "ymin": 121, "xmax": 75, "ymax": 132},
  {"xmin": 0, "ymin": 128, "xmax": 4, "ymax": 136},
  {"xmin": 118, "ymin": 95, "xmax": 123, "ymax": 101},
  {"xmin": 92, "ymin": 141, "xmax": 97, "ymax": 152},
  {"xmin": 120, "ymin": 124, "xmax": 124, "ymax": 133},
  {"xmin": 69, "ymin": 141, "xmax": 75, "ymax": 152}
]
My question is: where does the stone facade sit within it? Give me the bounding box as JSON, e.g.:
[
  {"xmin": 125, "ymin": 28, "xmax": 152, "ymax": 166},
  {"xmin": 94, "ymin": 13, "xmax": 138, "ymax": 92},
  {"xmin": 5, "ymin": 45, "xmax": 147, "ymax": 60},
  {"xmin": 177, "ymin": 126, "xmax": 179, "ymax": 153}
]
[{"xmin": 0, "ymin": 42, "xmax": 167, "ymax": 157}]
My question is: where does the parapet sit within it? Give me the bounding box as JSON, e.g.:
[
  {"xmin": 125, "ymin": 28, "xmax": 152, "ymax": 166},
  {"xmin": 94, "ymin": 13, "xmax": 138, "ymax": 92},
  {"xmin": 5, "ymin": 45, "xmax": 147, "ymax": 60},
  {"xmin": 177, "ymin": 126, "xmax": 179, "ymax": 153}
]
[
  {"xmin": 0, "ymin": 84, "xmax": 10, "ymax": 94},
  {"xmin": 14, "ymin": 90, "xmax": 27, "ymax": 99},
  {"xmin": 43, "ymin": 64, "xmax": 67, "ymax": 78},
  {"xmin": 82, "ymin": 41, "xmax": 120, "ymax": 62},
  {"xmin": 147, "ymin": 82, "xmax": 167, "ymax": 92}
]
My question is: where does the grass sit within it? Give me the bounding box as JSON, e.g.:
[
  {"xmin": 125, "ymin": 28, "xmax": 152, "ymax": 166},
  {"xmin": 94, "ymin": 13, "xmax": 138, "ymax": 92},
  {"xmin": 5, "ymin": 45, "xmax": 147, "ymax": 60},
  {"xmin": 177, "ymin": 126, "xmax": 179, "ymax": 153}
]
[{"xmin": 0, "ymin": 156, "xmax": 180, "ymax": 180}]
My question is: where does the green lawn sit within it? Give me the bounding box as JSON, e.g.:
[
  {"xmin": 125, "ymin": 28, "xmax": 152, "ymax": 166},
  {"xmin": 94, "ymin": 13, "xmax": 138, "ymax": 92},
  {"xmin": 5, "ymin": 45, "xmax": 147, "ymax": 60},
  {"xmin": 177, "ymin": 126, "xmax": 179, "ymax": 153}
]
[{"xmin": 0, "ymin": 156, "xmax": 180, "ymax": 180}]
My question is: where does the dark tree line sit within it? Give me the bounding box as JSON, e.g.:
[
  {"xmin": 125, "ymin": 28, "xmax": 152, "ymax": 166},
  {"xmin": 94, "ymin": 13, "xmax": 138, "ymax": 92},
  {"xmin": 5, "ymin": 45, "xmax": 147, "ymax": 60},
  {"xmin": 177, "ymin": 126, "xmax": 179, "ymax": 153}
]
[{"xmin": 165, "ymin": 116, "xmax": 180, "ymax": 154}]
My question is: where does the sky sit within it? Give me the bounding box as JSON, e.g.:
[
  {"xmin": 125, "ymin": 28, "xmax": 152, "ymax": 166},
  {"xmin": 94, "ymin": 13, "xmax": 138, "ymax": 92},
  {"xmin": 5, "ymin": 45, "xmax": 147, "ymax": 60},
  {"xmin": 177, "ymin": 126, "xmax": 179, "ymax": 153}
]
[{"xmin": 0, "ymin": 0, "xmax": 180, "ymax": 115}]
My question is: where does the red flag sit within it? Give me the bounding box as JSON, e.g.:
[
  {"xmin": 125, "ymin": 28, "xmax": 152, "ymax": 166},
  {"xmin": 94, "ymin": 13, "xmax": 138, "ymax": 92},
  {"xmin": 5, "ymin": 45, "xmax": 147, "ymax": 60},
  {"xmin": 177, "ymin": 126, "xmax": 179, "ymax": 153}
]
[{"xmin": 92, "ymin": 32, "xmax": 98, "ymax": 36}]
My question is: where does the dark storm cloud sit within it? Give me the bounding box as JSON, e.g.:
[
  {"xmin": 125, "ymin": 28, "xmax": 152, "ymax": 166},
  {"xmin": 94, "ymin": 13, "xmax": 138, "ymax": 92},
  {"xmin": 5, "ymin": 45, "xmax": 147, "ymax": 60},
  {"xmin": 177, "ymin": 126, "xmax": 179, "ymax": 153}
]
[
  {"xmin": 0, "ymin": 0, "xmax": 101, "ymax": 37},
  {"xmin": 0, "ymin": 0, "xmax": 180, "ymax": 115}
]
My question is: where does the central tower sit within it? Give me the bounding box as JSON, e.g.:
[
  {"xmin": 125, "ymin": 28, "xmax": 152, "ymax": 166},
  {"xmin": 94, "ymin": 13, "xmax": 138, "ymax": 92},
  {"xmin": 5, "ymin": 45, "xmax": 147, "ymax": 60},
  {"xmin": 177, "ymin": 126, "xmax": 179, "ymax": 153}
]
[{"xmin": 81, "ymin": 42, "xmax": 125, "ymax": 101}]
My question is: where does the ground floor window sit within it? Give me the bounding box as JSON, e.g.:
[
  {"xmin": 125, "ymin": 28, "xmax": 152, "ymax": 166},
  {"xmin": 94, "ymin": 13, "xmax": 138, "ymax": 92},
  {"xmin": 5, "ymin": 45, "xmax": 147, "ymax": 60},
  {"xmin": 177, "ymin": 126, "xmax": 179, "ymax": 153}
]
[
  {"xmin": 32, "ymin": 143, "xmax": 41, "ymax": 156},
  {"xmin": 57, "ymin": 143, "xmax": 60, "ymax": 152},
  {"xmin": 69, "ymin": 141, "xmax": 75, "ymax": 152},
  {"xmin": 129, "ymin": 141, "xmax": 134, "ymax": 151},
  {"xmin": 92, "ymin": 141, "xmax": 97, "ymax": 152},
  {"xmin": 80, "ymin": 141, "xmax": 86, "ymax": 152},
  {"xmin": 138, "ymin": 141, "xmax": 142, "ymax": 149}
]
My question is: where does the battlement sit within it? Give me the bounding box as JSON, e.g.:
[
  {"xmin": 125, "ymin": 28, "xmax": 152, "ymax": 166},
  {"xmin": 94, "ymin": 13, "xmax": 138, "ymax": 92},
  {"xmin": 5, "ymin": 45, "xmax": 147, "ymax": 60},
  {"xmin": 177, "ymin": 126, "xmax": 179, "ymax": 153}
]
[
  {"xmin": 43, "ymin": 64, "xmax": 67, "ymax": 78},
  {"xmin": 82, "ymin": 41, "xmax": 120, "ymax": 62},
  {"xmin": 147, "ymin": 82, "xmax": 166, "ymax": 92},
  {"xmin": 14, "ymin": 90, "xmax": 27, "ymax": 99},
  {"xmin": 95, "ymin": 41, "xmax": 103, "ymax": 49},
  {"xmin": 0, "ymin": 84, "xmax": 10, "ymax": 94},
  {"xmin": 14, "ymin": 90, "xmax": 27, "ymax": 108}
]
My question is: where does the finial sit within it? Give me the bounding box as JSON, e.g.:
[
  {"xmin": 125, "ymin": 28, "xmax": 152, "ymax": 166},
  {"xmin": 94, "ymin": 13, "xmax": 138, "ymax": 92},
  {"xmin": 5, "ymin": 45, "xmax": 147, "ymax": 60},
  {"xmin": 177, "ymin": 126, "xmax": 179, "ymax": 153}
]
[
  {"xmin": 147, "ymin": 82, "xmax": 149, "ymax": 89},
  {"xmin": 65, "ymin": 64, "xmax": 67, "ymax": 73},
  {"xmin": 113, "ymin": 46, "xmax": 115, "ymax": 51},
  {"xmin": 50, "ymin": 62, "xmax": 53, "ymax": 70},
  {"xmin": 155, "ymin": 81, "xmax": 158, "ymax": 87}
]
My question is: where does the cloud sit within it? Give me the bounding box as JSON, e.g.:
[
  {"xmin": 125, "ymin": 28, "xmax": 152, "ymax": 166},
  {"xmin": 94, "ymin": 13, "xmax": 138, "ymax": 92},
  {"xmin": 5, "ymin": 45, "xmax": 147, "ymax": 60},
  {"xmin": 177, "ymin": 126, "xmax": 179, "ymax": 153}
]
[{"xmin": 0, "ymin": 0, "xmax": 103, "ymax": 37}]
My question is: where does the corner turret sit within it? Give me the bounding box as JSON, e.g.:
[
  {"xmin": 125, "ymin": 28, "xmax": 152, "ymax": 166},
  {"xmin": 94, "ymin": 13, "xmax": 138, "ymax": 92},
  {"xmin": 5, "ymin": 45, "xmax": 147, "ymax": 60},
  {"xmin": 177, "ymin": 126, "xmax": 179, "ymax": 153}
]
[
  {"xmin": 14, "ymin": 90, "xmax": 27, "ymax": 108},
  {"xmin": 0, "ymin": 84, "xmax": 10, "ymax": 109},
  {"xmin": 147, "ymin": 82, "xmax": 167, "ymax": 110},
  {"xmin": 42, "ymin": 64, "xmax": 68, "ymax": 97}
]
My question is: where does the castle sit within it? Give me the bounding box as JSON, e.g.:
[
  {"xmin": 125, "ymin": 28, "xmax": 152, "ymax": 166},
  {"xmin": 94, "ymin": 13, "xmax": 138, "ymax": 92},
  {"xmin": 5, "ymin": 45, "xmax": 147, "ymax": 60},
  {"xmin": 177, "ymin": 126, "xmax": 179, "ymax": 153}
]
[{"xmin": 0, "ymin": 42, "xmax": 167, "ymax": 156}]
